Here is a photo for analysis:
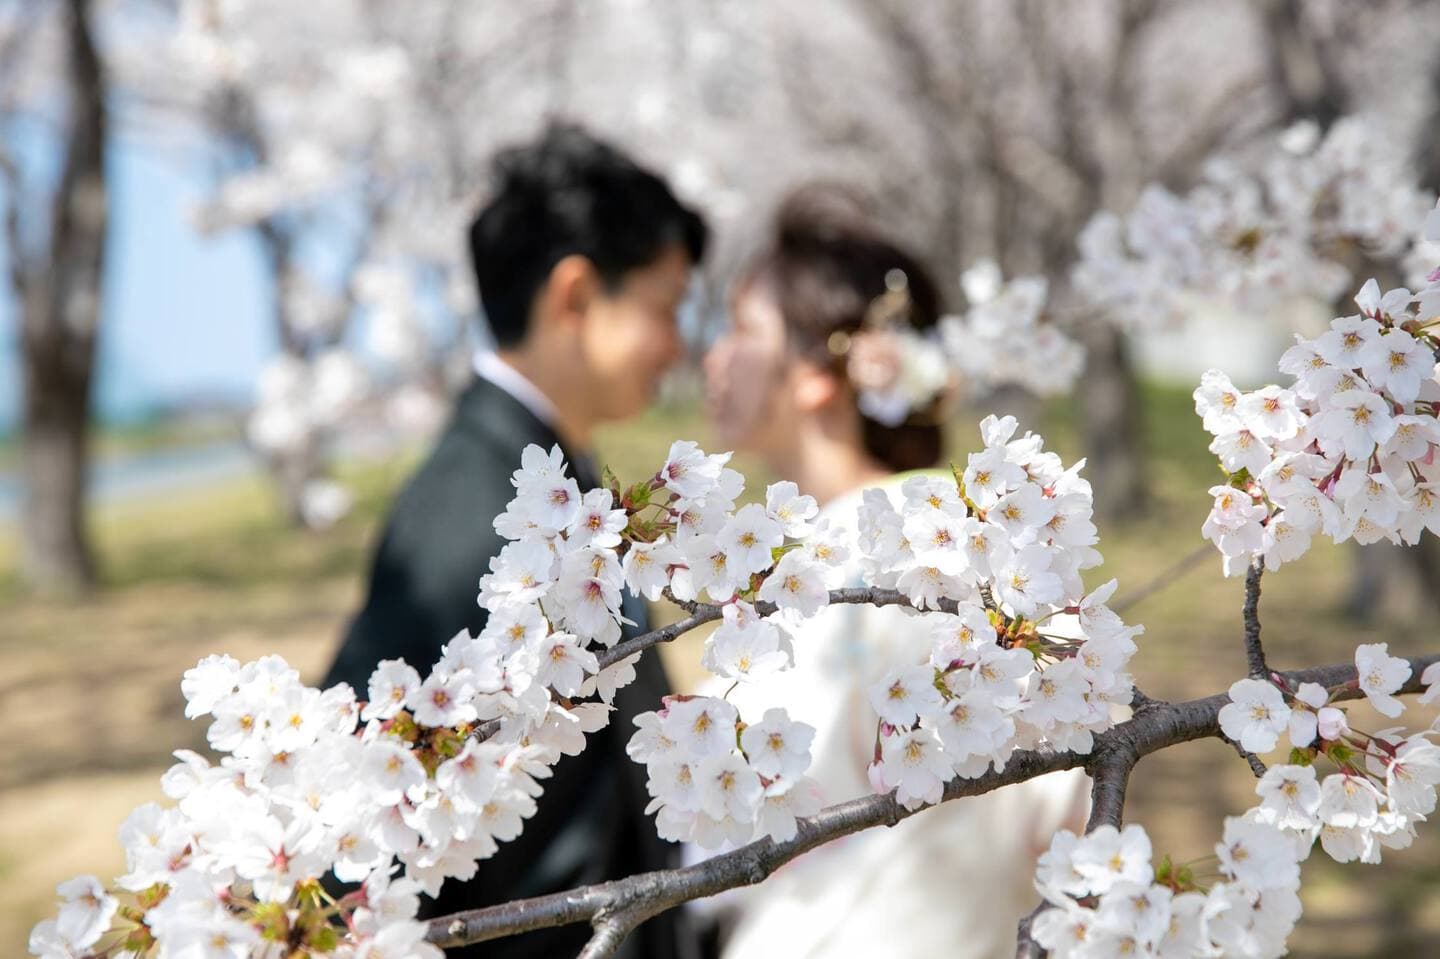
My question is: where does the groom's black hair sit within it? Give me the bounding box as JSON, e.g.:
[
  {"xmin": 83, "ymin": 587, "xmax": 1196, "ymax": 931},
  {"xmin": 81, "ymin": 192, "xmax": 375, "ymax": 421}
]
[{"xmin": 468, "ymin": 122, "xmax": 708, "ymax": 348}]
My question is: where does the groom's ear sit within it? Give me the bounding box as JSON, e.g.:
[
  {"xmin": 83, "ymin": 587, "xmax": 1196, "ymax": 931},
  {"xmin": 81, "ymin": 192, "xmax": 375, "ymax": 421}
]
[{"xmin": 538, "ymin": 254, "xmax": 602, "ymax": 332}]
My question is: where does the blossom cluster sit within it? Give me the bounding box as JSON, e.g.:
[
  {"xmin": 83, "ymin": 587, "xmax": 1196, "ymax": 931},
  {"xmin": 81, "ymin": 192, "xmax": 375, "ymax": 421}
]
[
  {"xmin": 1074, "ymin": 116, "xmax": 1433, "ymax": 333},
  {"xmin": 628, "ymin": 696, "xmax": 823, "ymax": 848},
  {"xmin": 1033, "ymin": 648, "xmax": 1440, "ymax": 958},
  {"xmin": 620, "ymin": 418, "xmax": 1141, "ymax": 842},
  {"xmin": 938, "ymin": 260, "xmax": 1084, "ymax": 397},
  {"xmin": 29, "ymin": 436, "xmax": 881, "ymax": 954},
  {"xmin": 174, "ymin": 0, "xmax": 462, "ymax": 532},
  {"xmin": 847, "ymin": 415, "xmax": 1140, "ymax": 806},
  {"xmin": 1218, "ymin": 647, "xmax": 1440, "ymax": 866},
  {"xmin": 1198, "ymin": 201, "xmax": 1440, "ymax": 574},
  {"xmin": 27, "ymin": 650, "xmax": 548, "ymax": 958},
  {"xmin": 1032, "ymin": 817, "xmax": 1303, "ymax": 958},
  {"xmin": 493, "ymin": 441, "xmax": 847, "ymax": 848},
  {"xmin": 28, "ymin": 409, "xmax": 1435, "ymax": 959},
  {"xmin": 1028, "ymin": 202, "xmax": 1440, "ymax": 959},
  {"xmin": 15, "ymin": 443, "xmax": 773, "ymax": 954}
]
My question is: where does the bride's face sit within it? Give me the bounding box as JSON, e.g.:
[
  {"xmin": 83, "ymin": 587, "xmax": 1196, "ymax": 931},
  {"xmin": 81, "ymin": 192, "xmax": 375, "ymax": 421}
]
[{"xmin": 703, "ymin": 282, "xmax": 795, "ymax": 452}]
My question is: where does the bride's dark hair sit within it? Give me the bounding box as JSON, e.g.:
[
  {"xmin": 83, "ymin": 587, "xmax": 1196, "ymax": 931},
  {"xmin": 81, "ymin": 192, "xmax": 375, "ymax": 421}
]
[{"xmin": 740, "ymin": 184, "xmax": 946, "ymax": 472}]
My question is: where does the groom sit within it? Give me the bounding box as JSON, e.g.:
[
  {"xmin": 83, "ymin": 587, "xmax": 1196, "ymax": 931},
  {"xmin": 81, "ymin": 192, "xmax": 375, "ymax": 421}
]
[{"xmin": 324, "ymin": 124, "xmax": 708, "ymax": 959}]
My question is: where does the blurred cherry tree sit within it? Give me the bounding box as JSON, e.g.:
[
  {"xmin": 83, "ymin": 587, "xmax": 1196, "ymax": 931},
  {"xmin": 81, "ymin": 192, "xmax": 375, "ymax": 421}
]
[
  {"xmin": 9, "ymin": 0, "xmax": 1439, "ymax": 566},
  {"xmin": 152, "ymin": 0, "xmax": 1440, "ymax": 527},
  {"xmin": 1, "ymin": 0, "xmax": 108, "ymax": 594}
]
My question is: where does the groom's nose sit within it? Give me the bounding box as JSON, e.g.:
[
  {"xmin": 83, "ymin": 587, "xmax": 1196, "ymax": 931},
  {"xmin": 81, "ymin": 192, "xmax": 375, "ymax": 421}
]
[{"xmin": 658, "ymin": 317, "xmax": 683, "ymax": 370}]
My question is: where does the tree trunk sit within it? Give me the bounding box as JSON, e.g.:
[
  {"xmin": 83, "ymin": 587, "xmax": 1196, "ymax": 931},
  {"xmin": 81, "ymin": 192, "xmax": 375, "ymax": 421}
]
[
  {"xmin": 1077, "ymin": 321, "xmax": 1148, "ymax": 523},
  {"xmin": 256, "ymin": 223, "xmax": 325, "ymax": 528},
  {"xmin": 20, "ymin": 323, "xmax": 96, "ymax": 594},
  {"xmin": 270, "ymin": 445, "xmax": 322, "ymax": 528},
  {"xmin": 17, "ymin": 0, "xmax": 107, "ymax": 595}
]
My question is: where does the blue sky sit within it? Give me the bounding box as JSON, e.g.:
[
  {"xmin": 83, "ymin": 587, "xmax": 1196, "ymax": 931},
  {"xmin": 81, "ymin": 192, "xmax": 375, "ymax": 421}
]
[{"xmin": 0, "ymin": 138, "xmax": 275, "ymax": 430}]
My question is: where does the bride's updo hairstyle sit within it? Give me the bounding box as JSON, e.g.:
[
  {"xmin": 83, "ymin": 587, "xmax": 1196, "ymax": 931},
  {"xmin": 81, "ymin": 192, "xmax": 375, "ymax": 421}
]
[{"xmin": 741, "ymin": 184, "xmax": 946, "ymax": 472}]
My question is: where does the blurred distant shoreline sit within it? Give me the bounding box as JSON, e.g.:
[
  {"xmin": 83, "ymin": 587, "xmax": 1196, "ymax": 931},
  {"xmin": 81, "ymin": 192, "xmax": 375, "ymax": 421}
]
[{"xmin": 0, "ymin": 421, "xmax": 255, "ymax": 524}]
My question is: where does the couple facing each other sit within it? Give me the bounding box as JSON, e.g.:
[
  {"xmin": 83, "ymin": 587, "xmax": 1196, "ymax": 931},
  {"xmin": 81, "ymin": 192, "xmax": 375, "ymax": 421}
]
[{"xmin": 324, "ymin": 123, "xmax": 1086, "ymax": 959}]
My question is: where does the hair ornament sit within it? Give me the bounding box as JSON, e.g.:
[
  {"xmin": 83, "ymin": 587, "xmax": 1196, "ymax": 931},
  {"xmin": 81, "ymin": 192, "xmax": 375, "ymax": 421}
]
[{"xmin": 831, "ymin": 269, "xmax": 956, "ymax": 427}]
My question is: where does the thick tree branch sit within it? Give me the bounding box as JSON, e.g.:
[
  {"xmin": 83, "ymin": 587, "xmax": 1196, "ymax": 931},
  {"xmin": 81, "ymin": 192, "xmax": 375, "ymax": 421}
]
[
  {"xmin": 1020, "ymin": 691, "xmax": 1142, "ymax": 957},
  {"xmin": 429, "ymin": 651, "xmax": 1440, "ymax": 953},
  {"xmin": 576, "ymin": 917, "xmax": 634, "ymax": 959},
  {"xmin": 429, "ymin": 747, "xmax": 1078, "ymax": 950},
  {"xmin": 1243, "ymin": 563, "xmax": 1269, "ymax": 680},
  {"xmin": 1084, "ymin": 741, "xmax": 1136, "ymax": 832},
  {"xmin": 1128, "ymin": 687, "xmax": 1167, "ymax": 713}
]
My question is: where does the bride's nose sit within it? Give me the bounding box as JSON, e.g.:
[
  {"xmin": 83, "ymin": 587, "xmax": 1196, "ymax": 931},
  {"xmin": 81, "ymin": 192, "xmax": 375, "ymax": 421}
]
[{"xmin": 701, "ymin": 336, "xmax": 729, "ymax": 385}]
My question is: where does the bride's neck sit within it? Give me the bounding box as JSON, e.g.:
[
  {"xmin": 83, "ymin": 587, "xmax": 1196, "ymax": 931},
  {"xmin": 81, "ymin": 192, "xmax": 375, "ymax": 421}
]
[{"xmin": 768, "ymin": 421, "xmax": 891, "ymax": 506}]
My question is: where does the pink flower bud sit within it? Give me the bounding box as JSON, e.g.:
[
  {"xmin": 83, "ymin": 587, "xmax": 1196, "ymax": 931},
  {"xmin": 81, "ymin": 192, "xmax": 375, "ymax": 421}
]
[{"xmin": 866, "ymin": 761, "xmax": 887, "ymax": 795}]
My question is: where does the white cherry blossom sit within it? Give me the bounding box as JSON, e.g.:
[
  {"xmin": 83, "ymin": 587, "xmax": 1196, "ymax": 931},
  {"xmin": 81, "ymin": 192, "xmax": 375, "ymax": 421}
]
[
  {"xmin": 764, "ymin": 480, "xmax": 819, "ymax": 537},
  {"xmin": 1355, "ymin": 643, "xmax": 1412, "ymax": 717},
  {"xmin": 875, "ymin": 727, "xmax": 953, "ymax": 809},
  {"xmin": 1218, "ymin": 678, "xmax": 1291, "ymax": 754},
  {"xmin": 739, "ymin": 708, "xmax": 815, "ymax": 780}
]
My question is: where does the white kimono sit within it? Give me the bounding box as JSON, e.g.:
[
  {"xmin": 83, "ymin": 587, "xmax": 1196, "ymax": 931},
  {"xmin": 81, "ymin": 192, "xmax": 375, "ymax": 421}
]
[{"xmin": 713, "ymin": 481, "xmax": 1090, "ymax": 959}]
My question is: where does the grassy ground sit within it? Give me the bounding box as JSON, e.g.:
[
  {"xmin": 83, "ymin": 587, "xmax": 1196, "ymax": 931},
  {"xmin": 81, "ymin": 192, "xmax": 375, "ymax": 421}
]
[{"xmin": 2, "ymin": 389, "xmax": 1439, "ymax": 955}]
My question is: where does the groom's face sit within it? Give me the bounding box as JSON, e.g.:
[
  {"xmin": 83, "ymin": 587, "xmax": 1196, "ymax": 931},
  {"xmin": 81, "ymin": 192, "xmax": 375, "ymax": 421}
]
[{"xmin": 578, "ymin": 243, "xmax": 692, "ymax": 421}]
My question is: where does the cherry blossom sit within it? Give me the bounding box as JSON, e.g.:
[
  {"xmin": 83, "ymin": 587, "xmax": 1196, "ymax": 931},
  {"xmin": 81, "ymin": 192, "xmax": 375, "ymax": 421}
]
[
  {"xmin": 1354, "ymin": 643, "xmax": 1412, "ymax": 718},
  {"xmin": 1218, "ymin": 678, "xmax": 1291, "ymax": 753}
]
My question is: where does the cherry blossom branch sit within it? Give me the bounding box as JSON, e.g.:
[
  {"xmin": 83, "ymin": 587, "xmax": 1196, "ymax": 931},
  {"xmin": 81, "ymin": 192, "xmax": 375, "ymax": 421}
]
[
  {"xmin": 429, "ymin": 651, "xmax": 1440, "ymax": 954},
  {"xmin": 1221, "ymin": 734, "xmax": 1269, "ymax": 779},
  {"xmin": 1243, "ymin": 562, "xmax": 1268, "ymax": 680},
  {"xmin": 595, "ymin": 608, "xmax": 721, "ymax": 672},
  {"xmin": 1016, "ymin": 902, "xmax": 1051, "ymax": 959},
  {"xmin": 1111, "ymin": 541, "xmax": 1214, "ymax": 615},
  {"xmin": 595, "ymin": 587, "xmax": 960, "ymax": 672},
  {"xmin": 1218, "ymin": 560, "xmax": 1272, "ymax": 779},
  {"xmin": 474, "ymin": 589, "xmax": 972, "ymax": 744}
]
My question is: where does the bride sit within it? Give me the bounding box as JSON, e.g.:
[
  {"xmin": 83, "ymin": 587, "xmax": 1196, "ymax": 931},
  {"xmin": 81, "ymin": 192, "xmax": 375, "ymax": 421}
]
[{"xmin": 697, "ymin": 186, "xmax": 1089, "ymax": 958}]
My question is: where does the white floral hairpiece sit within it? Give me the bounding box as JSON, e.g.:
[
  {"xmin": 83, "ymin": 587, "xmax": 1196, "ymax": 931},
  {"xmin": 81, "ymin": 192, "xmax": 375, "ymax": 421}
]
[{"xmin": 827, "ymin": 269, "xmax": 954, "ymax": 427}]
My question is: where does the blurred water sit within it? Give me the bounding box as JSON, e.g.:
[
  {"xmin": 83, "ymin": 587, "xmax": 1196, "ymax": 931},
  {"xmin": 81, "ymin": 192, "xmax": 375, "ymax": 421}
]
[{"xmin": 0, "ymin": 441, "xmax": 255, "ymax": 524}]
